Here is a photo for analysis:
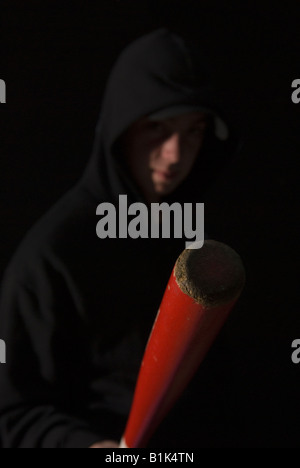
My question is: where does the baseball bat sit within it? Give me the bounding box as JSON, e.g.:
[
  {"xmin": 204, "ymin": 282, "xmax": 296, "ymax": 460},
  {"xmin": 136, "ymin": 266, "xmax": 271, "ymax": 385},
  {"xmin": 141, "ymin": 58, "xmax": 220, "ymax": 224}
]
[{"xmin": 120, "ymin": 240, "xmax": 246, "ymax": 448}]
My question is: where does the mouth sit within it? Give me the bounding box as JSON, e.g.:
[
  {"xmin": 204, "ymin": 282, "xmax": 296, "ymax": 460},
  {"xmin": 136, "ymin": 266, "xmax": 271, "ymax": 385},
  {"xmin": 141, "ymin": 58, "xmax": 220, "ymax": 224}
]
[{"xmin": 152, "ymin": 169, "xmax": 179, "ymax": 182}]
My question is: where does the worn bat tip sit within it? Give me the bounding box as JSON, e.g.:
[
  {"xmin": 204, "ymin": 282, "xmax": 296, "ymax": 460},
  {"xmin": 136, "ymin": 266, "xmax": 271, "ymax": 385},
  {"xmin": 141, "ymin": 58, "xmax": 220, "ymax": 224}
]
[{"xmin": 175, "ymin": 240, "xmax": 246, "ymax": 307}]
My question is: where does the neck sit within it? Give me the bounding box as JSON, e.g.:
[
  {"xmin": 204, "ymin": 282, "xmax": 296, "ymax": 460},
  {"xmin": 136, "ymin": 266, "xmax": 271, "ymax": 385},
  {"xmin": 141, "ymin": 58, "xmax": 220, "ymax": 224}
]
[{"xmin": 144, "ymin": 191, "xmax": 161, "ymax": 206}]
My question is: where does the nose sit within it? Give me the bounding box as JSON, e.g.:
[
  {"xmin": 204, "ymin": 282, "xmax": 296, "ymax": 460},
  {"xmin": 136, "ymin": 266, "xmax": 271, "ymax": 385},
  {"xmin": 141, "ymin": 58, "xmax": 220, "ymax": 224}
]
[{"xmin": 161, "ymin": 132, "xmax": 181, "ymax": 165}]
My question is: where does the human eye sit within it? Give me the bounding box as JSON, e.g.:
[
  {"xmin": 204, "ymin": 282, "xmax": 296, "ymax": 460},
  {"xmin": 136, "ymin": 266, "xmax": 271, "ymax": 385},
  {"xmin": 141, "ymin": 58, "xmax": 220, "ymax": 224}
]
[
  {"xmin": 188, "ymin": 120, "xmax": 207, "ymax": 137},
  {"xmin": 147, "ymin": 121, "xmax": 165, "ymax": 133},
  {"xmin": 141, "ymin": 121, "xmax": 168, "ymax": 140}
]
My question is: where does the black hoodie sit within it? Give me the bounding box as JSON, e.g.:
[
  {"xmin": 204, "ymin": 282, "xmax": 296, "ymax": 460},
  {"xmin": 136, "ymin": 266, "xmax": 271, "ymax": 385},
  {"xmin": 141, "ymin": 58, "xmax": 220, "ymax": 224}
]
[{"xmin": 0, "ymin": 29, "xmax": 236, "ymax": 448}]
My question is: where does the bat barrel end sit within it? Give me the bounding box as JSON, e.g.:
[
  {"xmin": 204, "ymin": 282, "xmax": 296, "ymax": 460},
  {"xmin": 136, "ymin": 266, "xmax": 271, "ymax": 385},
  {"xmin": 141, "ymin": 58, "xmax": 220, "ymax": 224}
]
[{"xmin": 175, "ymin": 240, "xmax": 246, "ymax": 307}]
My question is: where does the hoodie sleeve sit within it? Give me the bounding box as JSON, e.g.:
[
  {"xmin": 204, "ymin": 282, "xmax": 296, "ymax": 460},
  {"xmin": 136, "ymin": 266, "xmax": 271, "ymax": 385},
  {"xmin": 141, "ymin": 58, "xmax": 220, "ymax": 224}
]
[{"xmin": 0, "ymin": 259, "xmax": 103, "ymax": 448}]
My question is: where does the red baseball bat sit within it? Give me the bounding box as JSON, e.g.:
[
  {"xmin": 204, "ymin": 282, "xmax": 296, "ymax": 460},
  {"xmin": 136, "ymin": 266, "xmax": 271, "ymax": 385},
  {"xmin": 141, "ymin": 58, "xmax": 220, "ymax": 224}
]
[{"xmin": 120, "ymin": 240, "xmax": 246, "ymax": 448}]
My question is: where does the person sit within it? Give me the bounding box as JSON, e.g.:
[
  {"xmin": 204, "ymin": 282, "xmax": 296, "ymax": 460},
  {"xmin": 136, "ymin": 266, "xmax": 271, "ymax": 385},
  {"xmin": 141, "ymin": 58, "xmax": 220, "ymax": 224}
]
[{"xmin": 0, "ymin": 29, "xmax": 237, "ymax": 448}]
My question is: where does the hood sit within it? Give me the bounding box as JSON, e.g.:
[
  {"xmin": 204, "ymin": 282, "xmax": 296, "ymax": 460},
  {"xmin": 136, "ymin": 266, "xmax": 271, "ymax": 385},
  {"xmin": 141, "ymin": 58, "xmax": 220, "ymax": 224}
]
[{"xmin": 80, "ymin": 29, "xmax": 238, "ymax": 204}]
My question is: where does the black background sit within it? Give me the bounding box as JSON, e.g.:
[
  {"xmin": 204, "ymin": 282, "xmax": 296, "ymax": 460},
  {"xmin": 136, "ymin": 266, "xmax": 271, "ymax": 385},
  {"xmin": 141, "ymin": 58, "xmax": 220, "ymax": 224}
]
[{"xmin": 1, "ymin": 0, "xmax": 300, "ymax": 447}]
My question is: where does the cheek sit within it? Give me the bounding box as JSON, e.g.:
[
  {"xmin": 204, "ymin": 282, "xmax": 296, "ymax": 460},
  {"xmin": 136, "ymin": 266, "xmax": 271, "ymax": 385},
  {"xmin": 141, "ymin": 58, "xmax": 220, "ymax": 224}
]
[
  {"xmin": 127, "ymin": 139, "xmax": 148, "ymax": 165},
  {"xmin": 191, "ymin": 134, "xmax": 205, "ymax": 153},
  {"xmin": 128, "ymin": 146, "xmax": 156, "ymax": 182},
  {"xmin": 131, "ymin": 136, "xmax": 159, "ymax": 162},
  {"xmin": 182, "ymin": 141, "xmax": 203, "ymax": 170}
]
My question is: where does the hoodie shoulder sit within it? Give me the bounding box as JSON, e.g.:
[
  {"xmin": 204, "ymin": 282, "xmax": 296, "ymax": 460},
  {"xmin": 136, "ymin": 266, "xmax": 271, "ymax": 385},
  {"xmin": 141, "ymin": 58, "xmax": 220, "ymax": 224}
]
[{"xmin": 3, "ymin": 187, "xmax": 98, "ymax": 284}]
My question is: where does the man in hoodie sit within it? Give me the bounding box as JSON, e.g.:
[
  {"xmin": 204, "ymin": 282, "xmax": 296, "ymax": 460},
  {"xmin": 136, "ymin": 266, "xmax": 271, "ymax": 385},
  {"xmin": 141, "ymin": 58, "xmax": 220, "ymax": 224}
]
[{"xmin": 0, "ymin": 29, "xmax": 235, "ymax": 448}]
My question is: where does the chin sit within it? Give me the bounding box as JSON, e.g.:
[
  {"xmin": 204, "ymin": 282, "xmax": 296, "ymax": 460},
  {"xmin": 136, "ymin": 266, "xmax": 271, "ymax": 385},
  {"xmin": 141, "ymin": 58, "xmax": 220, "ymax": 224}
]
[{"xmin": 154, "ymin": 183, "xmax": 177, "ymax": 197}]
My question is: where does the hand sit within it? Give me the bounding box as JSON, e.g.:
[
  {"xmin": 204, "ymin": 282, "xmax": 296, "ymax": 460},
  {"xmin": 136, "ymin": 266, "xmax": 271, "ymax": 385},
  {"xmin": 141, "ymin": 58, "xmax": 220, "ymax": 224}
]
[{"xmin": 90, "ymin": 440, "xmax": 119, "ymax": 448}]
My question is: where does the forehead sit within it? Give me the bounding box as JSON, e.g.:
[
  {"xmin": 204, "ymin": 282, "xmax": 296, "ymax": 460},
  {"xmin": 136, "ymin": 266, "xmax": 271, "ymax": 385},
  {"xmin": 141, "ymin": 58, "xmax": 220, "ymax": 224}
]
[
  {"xmin": 151, "ymin": 111, "xmax": 207, "ymax": 126},
  {"xmin": 129, "ymin": 112, "xmax": 207, "ymax": 133},
  {"xmin": 123, "ymin": 112, "xmax": 208, "ymax": 141}
]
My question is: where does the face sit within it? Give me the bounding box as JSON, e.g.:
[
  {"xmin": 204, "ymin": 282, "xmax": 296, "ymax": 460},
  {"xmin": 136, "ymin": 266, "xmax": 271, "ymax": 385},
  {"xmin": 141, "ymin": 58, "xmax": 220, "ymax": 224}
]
[{"xmin": 122, "ymin": 112, "xmax": 207, "ymax": 203}]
